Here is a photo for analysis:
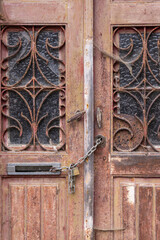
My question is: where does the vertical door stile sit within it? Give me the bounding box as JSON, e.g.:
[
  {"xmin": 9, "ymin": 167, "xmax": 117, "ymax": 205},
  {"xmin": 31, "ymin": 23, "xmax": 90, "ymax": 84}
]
[{"xmin": 84, "ymin": 0, "xmax": 94, "ymax": 239}]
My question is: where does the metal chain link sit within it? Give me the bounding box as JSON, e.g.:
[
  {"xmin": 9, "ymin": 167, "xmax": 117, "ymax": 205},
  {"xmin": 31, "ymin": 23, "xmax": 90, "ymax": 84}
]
[{"xmin": 49, "ymin": 136, "xmax": 103, "ymax": 173}]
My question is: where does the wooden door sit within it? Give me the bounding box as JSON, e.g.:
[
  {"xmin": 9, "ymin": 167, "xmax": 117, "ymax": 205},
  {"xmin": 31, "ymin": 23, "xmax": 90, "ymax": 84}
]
[
  {"xmin": 94, "ymin": 0, "xmax": 160, "ymax": 239},
  {"xmin": 0, "ymin": 0, "xmax": 85, "ymax": 239}
]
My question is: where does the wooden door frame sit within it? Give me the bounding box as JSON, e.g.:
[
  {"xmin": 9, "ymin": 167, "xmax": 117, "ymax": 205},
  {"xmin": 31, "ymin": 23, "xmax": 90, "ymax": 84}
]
[{"xmin": 84, "ymin": 0, "xmax": 94, "ymax": 239}]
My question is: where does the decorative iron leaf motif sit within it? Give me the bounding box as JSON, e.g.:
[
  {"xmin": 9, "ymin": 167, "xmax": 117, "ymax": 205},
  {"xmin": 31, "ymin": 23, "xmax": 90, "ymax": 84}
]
[{"xmin": 1, "ymin": 26, "xmax": 66, "ymax": 151}]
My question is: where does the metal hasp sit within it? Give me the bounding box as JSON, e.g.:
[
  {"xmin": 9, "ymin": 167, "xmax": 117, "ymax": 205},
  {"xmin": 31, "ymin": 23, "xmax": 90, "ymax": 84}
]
[
  {"xmin": 67, "ymin": 110, "xmax": 86, "ymax": 123},
  {"xmin": 7, "ymin": 162, "xmax": 61, "ymax": 175}
]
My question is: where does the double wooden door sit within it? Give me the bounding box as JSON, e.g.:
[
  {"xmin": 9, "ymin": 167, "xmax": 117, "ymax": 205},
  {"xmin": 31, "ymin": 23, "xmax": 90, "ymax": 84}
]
[{"xmin": 1, "ymin": 0, "xmax": 160, "ymax": 239}]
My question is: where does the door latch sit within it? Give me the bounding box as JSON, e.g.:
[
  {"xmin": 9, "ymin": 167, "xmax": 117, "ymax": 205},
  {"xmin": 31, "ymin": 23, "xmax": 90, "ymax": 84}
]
[{"xmin": 67, "ymin": 110, "xmax": 86, "ymax": 123}]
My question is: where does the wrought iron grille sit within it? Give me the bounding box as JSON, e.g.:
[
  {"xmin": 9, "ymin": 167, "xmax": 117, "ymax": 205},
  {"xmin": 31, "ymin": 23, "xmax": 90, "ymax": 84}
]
[
  {"xmin": 1, "ymin": 26, "xmax": 66, "ymax": 151},
  {"xmin": 113, "ymin": 26, "xmax": 160, "ymax": 152}
]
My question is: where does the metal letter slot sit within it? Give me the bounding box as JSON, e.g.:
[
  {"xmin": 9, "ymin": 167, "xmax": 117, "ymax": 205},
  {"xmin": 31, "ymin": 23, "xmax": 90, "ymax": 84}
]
[{"xmin": 7, "ymin": 163, "xmax": 61, "ymax": 175}]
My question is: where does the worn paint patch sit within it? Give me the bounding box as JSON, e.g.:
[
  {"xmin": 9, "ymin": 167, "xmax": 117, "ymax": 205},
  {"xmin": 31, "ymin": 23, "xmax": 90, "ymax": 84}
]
[
  {"xmin": 85, "ymin": 172, "xmax": 91, "ymax": 185},
  {"xmin": 127, "ymin": 186, "xmax": 135, "ymax": 204}
]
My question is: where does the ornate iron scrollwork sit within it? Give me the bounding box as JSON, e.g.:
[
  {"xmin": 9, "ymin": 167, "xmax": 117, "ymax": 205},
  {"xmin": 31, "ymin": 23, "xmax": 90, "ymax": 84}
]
[
  {"xmin": 1, "ymin": 26, "xmax": 66, "ymax": 151},
  {"xmin": 113, "ymin": 26, "xmax": 160, "ymax": 152}
]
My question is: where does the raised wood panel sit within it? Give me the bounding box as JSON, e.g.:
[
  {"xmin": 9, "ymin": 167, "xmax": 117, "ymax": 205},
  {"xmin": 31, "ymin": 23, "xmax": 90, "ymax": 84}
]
[
  {"xmin": 10, "ymin": 185, "xmax": 25, "ymax": 240},
  {"xmin": 112, "ymin": 0, "xmax": 160, "ymax": 2},
  {"xmin": 110, "ymin": 3, "xmax": 160, "ymax": 25},
  {"xmin": 113, "ymin": 178, "xmax": 160, "ymax": 240},
  {"xmin": 2, "ymin": 177, "xmax": 66, "ymax": 240},
  {"xmin": 2, "ymin": 1, "xmax": 68, "ymax": 23},
  {"xmin": 5, "ymin": 0, "xmax": 66, "ymax": 2},
  {"xmin": 111, "ymin": 155, "xmax": 160, "ymax": 176}
]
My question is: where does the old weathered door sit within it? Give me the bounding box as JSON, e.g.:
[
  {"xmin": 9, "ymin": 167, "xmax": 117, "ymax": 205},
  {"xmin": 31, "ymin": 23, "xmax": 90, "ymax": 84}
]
[
  {"xmin": 94, "ymin": 0, "xmax": 160, "ymax": 239},
  {"xmin": 0, "ymin": 0, "xmax": 85, "ymax": 239}
]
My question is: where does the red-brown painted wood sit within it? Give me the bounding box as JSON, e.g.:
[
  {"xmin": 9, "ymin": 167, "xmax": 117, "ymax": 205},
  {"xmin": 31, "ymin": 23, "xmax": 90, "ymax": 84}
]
[
  {"xmin": 156, "ymin": 188, "xmax": 160, "ymax": 239},
  {"xmin": 2, "ymin": 178, "xmax": 67, "ymax": 239},
  {"xmin": 10, "ymin": 185, "xmax": 25, "ymax": 240},
  {"xmin": 122, "ymin": 186, "xmax": 136, "ymax": 240},
  {"xmin": 139, "ymin": 187, "xmax": 153, "ymax": 240},
  {"xmin": 42, "ymin": 185, "xmax": 57, "ymax": 240},
  {"xmin": 0, "ymin": 0, "xmax": 84, "ymax": 238},
  {"xmin": 94, "ymin": 0, "xmax": 160, "ymax": 239},
  {"xmin": 27, "ymin": 185, "xmax": 41, "ymax": 239}
]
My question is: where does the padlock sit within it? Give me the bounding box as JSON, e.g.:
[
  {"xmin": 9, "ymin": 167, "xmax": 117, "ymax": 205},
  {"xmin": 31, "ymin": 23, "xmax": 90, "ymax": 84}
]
[{"xmin": 72, "ymin": 167, "xmax": 80, "ymax": 176}]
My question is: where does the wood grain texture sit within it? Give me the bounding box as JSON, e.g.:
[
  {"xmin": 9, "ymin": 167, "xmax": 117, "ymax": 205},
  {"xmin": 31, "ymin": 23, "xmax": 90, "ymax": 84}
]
[
  {"xmin": 122, "ymin": 186, "xmax": 136, "ymax": 240},
  {"xmin": 0, "ymin": 0, "xmax": 84, "ymax": 238},
  {"xmin": 139, "ymin": 187, "xmax": 153, "ymax": 240},
  {"xmin": 156, "ymin": 188, "xmax": 160, "ymax": 239},
  {"xmin": 10, "ymin": 185, "xmax": 25, "ymax": 240},
  {"xmin": 111, "ymin": 3, "xmax": 160, "ymax": 24},
  {"xmin": 42, "ymin": 185, "xmax": 57, "ymax": 240},
  {"xmin": 2, "ymin": 1, "xmax": 68, "ymax": 23},
  {"xmin": 1, "ymin": 178, "xmax": 66, "ymax": 239},
  {"xmin": 113, "ymin": 178, "xmax": 160, "ymax": 240},
  {"xmin": 111, "ymin": 155, "xmax": 160, "ymax": 176},
  {"xmin": 94, "ymin": 0, "xmax": 160, "ymax": 239},
  {"xmin": 26, "ymin": 185, "xmax": 41, "ymax": 239},
  {"xmin": 94, "ymin": 0, "xmax": 112, "ymax": 239}
]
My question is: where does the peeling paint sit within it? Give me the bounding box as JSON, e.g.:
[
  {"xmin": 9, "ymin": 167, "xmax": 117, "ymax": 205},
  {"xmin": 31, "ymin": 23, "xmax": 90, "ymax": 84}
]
[
  {"xmin": 127, "ymin": 186, "xmax": 135, "ymax": 204},
  {"xmin": 85, "ymin": 172, "xmax": 91, "ymax": 185},
  {"xmin": 108, "ymin": 154, "xmax": 111, "ymax": 162}
]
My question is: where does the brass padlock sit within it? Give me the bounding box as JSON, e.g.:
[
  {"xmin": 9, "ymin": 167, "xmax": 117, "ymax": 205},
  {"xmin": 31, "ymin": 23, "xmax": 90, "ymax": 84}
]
[{"xmin": 72, "ymin": 167, "xmax": 80, "ymax": 176}]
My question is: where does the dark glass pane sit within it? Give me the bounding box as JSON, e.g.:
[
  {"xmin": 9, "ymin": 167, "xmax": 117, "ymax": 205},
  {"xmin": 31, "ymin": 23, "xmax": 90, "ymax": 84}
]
[
  {"xmin": 9, "ymin": 90, "xmax": 32, "ymax": 144},
  {"xmin": 36, "ymin": 31, "xmax": 59, "ymax": 86},
  {"xmin": 119, "ymin": 33, "xmax": 143, "ymax": 87},
  {"xmin": 8, "ymin": 31, "xmax": 32, "ymax": 86},
  {"xmin": 147, "ymin": 32, "xmax": 160, "ymax": 87},
  {"xmin": 36, "ymin": 91, "xmax": 59, "ymax": 144},
  {"xmin": 119, "ymin": 91, "xmax": 143, "ymax": 120},
  {"xmin": 147, "ymin": 91, "xmax": 160, "ymax": 145}
]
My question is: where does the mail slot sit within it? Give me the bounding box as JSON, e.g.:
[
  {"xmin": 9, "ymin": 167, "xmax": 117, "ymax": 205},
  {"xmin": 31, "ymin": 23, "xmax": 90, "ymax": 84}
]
[{"xmin": 7, "ymin": 163, "xmax": 61, "ymax": 175}]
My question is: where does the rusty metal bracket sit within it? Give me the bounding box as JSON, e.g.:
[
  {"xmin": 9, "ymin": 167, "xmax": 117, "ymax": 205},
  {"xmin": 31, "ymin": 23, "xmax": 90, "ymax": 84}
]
[
  {"xmin": 95, "ymin": 134, "xmax": 106, "ymax": 148},
  {"xmin": 94, "ymin": 227, "xmax": 125, "ymax": 232},
  {"xmin": 67, "ymin": 110, "xmax": 86, "ymax": 123}
]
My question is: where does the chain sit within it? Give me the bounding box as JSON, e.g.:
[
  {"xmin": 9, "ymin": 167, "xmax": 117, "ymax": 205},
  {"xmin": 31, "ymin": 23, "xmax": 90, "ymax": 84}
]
[{"xmin": 49, "ymin": 136, "xmax": 103, "ymax": 173}]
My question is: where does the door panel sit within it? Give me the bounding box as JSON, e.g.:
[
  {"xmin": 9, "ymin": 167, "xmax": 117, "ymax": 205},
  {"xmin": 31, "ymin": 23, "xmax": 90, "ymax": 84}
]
[
  {"xmin": 114, "ymin": 178, "xmax": 160, "ymax": 240},
  {"xmin": 0, "ymin": 0, "xmax": 84, "ymax": 239},
  {"xmin": 94, "ymin": 0, "xmax": 160, "ymax": 239},
  {"xmin": 3, "ymin": 1, "xmax": 67, "ymax": 23},
  {"xmin": 2, "ymin": 177, "xmax": 66, "ymax": 239}
]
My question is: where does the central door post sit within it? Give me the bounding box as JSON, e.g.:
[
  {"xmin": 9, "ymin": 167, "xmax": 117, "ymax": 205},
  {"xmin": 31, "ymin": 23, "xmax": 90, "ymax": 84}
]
[{"xmin": 84, "ymin": 0, "xmax": 94, "ymax": 239}]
